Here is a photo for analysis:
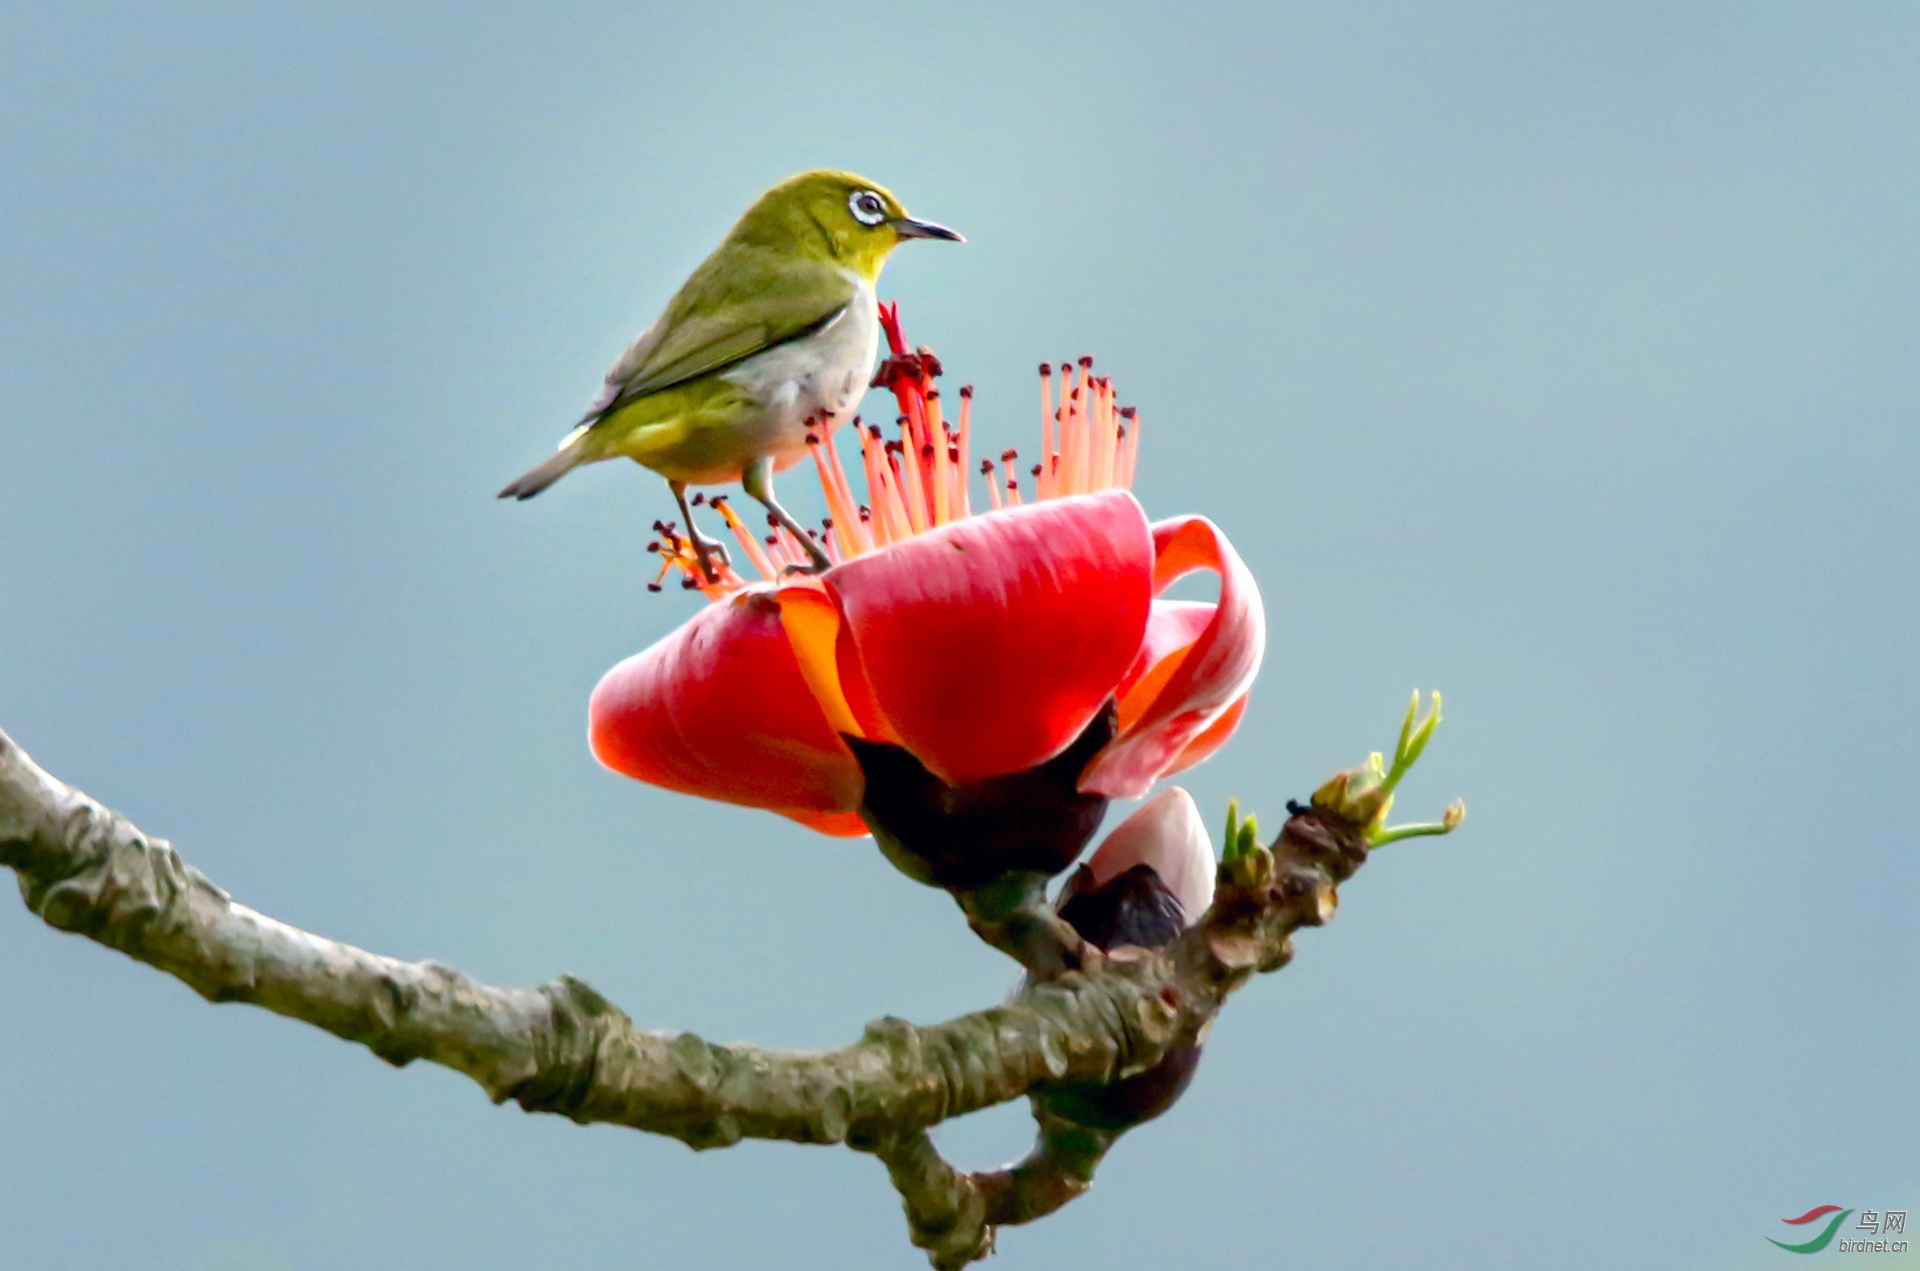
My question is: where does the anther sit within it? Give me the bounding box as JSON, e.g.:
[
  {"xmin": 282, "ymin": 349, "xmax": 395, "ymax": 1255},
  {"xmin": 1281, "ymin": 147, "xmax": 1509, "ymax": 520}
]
[
  {"xmin": 1079, "ymin": 355, "xmax": 1093, "ymax": 368},
  {"xmin": 646, "ymin": 582, "xmax": 663, "ymax": 593},
  {"xmin": 959, "ymin": 385, "xmax": 973, "ymax": 398},
  {"xmin": 1001, "ymin": 448, "xmax": 1019, "ymax": 461},
  {"xmin": 691, "ymin": 492, "xmax": 706, "ymax": 505}
]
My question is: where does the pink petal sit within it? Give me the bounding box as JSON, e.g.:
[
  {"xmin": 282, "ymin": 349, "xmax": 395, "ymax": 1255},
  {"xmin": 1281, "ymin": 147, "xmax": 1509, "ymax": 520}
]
[
  {"xmin": 589, "ymin": 590, "xmax": 864, "ymax": 817},
  {"xmin": 1084, "ymin": 786, "xmax": 1216, "ymax": 924},
  {"xmin": 825, "ymin": 490, "xmax": 1154, "ymax": 788},
  {"xmin": 1078, "ymin": 516, "xmax": 1265, "ymax": 798}
]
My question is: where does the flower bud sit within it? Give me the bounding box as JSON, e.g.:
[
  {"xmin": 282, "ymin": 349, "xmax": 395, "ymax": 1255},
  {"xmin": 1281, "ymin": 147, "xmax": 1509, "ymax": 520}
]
[{"xmin": 1039, "ymin": 787, "xmax": 1216, "ymax": 1130}]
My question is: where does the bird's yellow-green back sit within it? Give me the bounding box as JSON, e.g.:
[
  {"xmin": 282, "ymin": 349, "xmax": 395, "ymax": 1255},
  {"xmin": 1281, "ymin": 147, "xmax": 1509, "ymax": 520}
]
[
  {"xmin": 497, "ymin": 170, "xmax": 961, "ymax": 533},
  {"xmin": 590, "ymin": 172, "xmax": 924, "ymax": 411}
]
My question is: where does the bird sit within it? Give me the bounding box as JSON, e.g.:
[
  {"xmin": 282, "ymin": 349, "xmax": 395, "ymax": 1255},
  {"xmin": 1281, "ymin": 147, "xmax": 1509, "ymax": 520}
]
[{"xmin": 498, "ymin": 170, "xmax": 962, "ymax": 582}]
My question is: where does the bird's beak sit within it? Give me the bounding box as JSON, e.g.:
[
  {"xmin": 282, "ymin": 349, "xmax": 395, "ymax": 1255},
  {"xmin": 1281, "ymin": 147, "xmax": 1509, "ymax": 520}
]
[{"xmin": 890, "ymin": 216, "xmax": 965, "ymax": 243}]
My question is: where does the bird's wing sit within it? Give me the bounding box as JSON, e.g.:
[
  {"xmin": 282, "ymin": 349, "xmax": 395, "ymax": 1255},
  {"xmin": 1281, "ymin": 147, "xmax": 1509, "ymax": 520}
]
[{"xmin": 586, "ymin": 246, "xmax": 859, "ymax": 418}]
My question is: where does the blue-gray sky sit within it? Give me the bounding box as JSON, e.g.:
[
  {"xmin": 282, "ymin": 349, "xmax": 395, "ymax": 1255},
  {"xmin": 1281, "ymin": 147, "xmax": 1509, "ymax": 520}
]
[{"xmin": 2, "ymin": 4, "xmax": 1914, "ymax": 1268}]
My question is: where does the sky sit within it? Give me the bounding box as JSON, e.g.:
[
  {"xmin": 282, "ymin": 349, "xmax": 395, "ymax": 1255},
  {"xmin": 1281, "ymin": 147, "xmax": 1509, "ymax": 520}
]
[{"xmin": 1, "ymin": 3, "xmax": 1915, "ymax": 1269}]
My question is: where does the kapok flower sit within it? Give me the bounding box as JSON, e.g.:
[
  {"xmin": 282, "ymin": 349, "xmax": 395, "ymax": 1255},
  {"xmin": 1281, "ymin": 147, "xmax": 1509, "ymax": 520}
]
[{"xmin": 589, "ymin": 305, "xmax": 1265, "ymax": 881}]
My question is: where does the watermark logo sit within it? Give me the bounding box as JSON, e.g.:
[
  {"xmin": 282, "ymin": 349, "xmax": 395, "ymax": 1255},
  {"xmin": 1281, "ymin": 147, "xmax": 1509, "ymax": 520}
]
[{"xmin": 1769, "ymin": 1206, "xmax": 1908, "ymax": 1255}]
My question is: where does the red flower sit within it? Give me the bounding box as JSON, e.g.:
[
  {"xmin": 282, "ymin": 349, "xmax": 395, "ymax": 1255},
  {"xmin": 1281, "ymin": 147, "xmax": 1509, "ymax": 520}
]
[{"xmin": 589, "ymin": 308, "xmax": 1265, "ymax": 848}]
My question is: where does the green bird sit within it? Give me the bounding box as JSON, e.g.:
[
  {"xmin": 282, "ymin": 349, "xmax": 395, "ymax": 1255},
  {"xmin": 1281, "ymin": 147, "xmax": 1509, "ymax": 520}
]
[{"xmin": 499, "ymin": 170, "xmax": 962, "ymax": 581}]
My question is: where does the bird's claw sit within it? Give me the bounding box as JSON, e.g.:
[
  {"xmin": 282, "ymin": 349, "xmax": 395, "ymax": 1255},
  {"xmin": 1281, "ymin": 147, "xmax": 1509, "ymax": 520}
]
[{"xmin": 690, "ymin": 536, "xmax": 731, "ymax": 585}]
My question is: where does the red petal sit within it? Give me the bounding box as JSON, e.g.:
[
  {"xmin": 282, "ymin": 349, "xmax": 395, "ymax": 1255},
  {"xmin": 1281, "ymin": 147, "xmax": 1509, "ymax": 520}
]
[
  {"xmin": 589, "ymin": 590, "xmax": 864, "ymax": 816},
  {"xmin": 1079, "ymin": 516, "xmax": 1265, "ymax": 798},
  {"xmin": 825, "ymin": 490, "xmax": 1153, "ymax": 787}
]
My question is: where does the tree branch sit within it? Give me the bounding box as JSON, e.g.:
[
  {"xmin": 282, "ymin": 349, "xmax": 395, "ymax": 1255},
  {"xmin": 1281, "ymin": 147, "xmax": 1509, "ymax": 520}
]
[{"xmin": 0, "ymin": 722, "xmax": 1382, "ymax": 1265}]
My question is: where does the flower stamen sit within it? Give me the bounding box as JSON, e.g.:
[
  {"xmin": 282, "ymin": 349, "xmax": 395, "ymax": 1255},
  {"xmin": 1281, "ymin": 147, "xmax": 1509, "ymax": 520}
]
[
  {"xmin": 709, "ymin": 496, "xmax": 778, "ymax": 582},
  {"xmin": 895, "ymin": 417, "xmax": 930, "ymax": 535},
  {"xmin": 981, "ymin": 459, "xmax": 1003, "ymax": 511},
  {"xmin": 955, "ymin": 386, "xmax": 974, "ymax": 517},
  {"xmin": 806, "ymin": 424, "xmax": 863, "ymax": 560},
  {"xmin": 1037, "ymin": 363, "xmax": 1055, "ymax": 501}
]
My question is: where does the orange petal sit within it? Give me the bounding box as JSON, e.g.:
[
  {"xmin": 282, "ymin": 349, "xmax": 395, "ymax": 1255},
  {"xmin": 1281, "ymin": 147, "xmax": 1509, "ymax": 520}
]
[
  {"xmin": 589, "ymin": 589, "xmax": 864, "ymax": 817},
  {"xmin": 779, "ymin": 807, "xmax": 871, "ymax": 837},
  {"xmin": 1079, "ymin": 516, "xmax": 1265, "ymax": 798},
  {"xmin": 1162, "ymin": 690, "xmax": 1249, "ymax": 777},
  {"xmin": 826, "ymin": 490, "xmax": 1154, "ymax": 788},
  {"xmin": 773, "ymin": 582, "xmax": 862, "ymax": 738},
  {"xmin": 1116, "ymin": 600, "xmax": 1217, "ymax": 731}
]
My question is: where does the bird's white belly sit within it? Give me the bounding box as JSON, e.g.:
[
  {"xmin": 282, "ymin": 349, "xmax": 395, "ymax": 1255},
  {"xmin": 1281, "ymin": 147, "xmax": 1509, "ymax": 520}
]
[{"xmin": 719, "ymin": 278, "xmax": 879, "ymax": 464}]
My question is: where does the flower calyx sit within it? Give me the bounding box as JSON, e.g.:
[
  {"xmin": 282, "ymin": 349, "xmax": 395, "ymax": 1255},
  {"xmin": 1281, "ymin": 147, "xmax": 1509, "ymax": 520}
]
[{"xmin": 848, "ymin": 702, "xmax": 1117, "ymax": 891}]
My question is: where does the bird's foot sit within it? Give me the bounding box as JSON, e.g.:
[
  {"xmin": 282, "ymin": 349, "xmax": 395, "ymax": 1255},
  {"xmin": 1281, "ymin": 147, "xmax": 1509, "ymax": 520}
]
[
  {"xmin": 690, "ymin": 534, "xmax": 732, "ymax": 585},
  {"xmin": 794, "ymin": 535, "xmax": 832, "ymax": 573}
]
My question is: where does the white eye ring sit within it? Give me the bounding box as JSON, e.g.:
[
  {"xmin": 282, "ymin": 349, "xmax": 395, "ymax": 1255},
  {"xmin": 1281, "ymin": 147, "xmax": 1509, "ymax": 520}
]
[{"xmin": 849, "ymin": 190, "xmax": 887, "ymax": 226}]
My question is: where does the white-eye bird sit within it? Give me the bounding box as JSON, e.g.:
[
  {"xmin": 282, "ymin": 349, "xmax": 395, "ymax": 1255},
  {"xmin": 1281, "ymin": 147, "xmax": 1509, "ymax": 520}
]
[{"xmin": 499, "ymin": 170, "xmax": 962, "ymax": 580}]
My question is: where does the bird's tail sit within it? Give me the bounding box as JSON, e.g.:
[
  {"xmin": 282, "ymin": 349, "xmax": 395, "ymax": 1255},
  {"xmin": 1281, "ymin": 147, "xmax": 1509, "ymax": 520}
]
[{"xmin": 498, "ymin": 428, "xmax": 591, "ymax": 500}]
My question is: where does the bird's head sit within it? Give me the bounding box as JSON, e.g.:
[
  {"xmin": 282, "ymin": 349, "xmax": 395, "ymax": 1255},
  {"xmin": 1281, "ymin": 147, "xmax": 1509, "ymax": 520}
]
[{"xmin": 734, "ymin": 170, "xmax": 962, "ymax": 279}]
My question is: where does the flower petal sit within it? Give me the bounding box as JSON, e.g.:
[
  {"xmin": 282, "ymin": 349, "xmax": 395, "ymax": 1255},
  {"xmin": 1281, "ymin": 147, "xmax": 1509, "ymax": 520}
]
[
  {"xmin": 780, "ymin": 807, "xmax": 872, "ymax": 837},
  {"xmin": 1078, "ymin": 516, "xmax": 1265, "ymax": 798},
  {"xmin": 1164, "ymin": 690, "xmax": 1249, "ymax": 777},
  {"xmin": 1083, "ymin": 786, "xmax": 1216, "ymax": 925},
  {"xmin": 1116, "ymin": 600, "xmax": 1216, "ymax": 730},
  {"xmin": 825, "ymin": 490, "xmax": 1154, "ymax": 787},
  {"xmin": 589, "ymin": 589, "xmax": 864, "ymax": 816},
  {"xmin": 772, "ymin": 583, "xmax": 861, "ymax": 737}
]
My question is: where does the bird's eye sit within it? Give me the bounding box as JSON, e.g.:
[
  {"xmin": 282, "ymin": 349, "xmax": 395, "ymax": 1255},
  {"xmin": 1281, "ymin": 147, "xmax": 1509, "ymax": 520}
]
[{"xmin": 849, "ymin": 190, "xmax": 887, "ymax": 226}]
